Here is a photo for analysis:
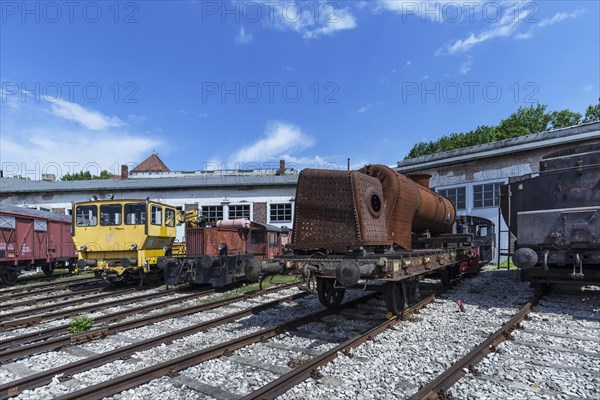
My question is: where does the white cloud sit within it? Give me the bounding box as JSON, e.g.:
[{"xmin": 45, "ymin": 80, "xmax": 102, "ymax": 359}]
[
  {"xmin": 459, "ymin": 58, "xmax": 472, "ymax": 75},
  {"xmin": 235, "ymin": 26, "xmax": 253, "ymax": 44},
  {"xmin": 230, "ymin": 121, "xmax": 315, "ymax": 163},
  {"xmin": 198, "ymin": 113, "xmax": 210, "ymax": 118},
  {"xmin": 582, "ymin": 84, "xmax": 594, "ymax": 92},
  {"xmin": 379, "ymin": 69, "xmax": 396, "ymax": 84},
  {"xmin": 422, "ymin": 75, "xmax": 430, "ymax": 80},
  {"xmin": 46, "ymin": 98, "xmax": 125, "ymax": 130},
  {"xmin": 128, "ymin": 114, "xmax": 146, "ymax": 124},
  {"xmin": 439, "ymin": 7, "xmax": 584, "ymax": 55},
  {"xmin": 538, "ymin": 9, "xmax": 584, "ymax": 27},
  {"xmin": 0, "ymin": 97, "xmax": 162, "ymax": 179},
  {"xmin": 405, "ymin": 60, "xmax": 412, "ymax": 67},
  {"xmin": 358, "ymin": 101, "xmax": 382, "ymax": 113},
  {"xmin": 263, "ymin": 1, "xmax": 357, "ymax": 39}
]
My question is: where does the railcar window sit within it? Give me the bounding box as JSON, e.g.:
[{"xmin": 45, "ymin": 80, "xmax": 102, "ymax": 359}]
[
  {"xmin": 151, "ymin": 205, "xmax": 163, "ymax": 225},
  {"xmin": 250, "ymin": 230, "xmax": 266, "ymax": 244},
  {"xmin": 0, "ymin": 216, "xmax": 16, "ymax": 229},
  {"xmin": 76, "ymin": 205, "xmax": 98, "ymax": 227},
  {"xmin": 269, "ymin": 203, "xmax": 292, "ymax": 222},
  {"xmin": 33, "ymin": 220, "xmax": 47, "ymax": 232},
  {"xmin": 268, "ymin": 232, "xmax": 277, "ymax": 248},
  {"xmin": 100, "ymin": 204, "xmax": 122, "ymax": 226},
  {"xmin": 165, "ymin": 208, "xmax": 176, "ymax": 227},
  {"xmin": 125, "ymin": 203, "xmax": 146, "ymax": 225}
]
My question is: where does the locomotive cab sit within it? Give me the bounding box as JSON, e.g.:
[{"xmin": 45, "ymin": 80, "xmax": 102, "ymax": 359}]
[{"xmin": 73, "ymin": 199, "xmax": 177, "ymax": 284}]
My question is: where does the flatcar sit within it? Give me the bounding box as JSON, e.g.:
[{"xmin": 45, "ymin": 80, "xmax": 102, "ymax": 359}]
[
  {"xmin": 501, "ymin": 143, "xmax": 600, "ymax": 294},
  {"xmin": 0, "ymin": 204, "xmax": 77, "ymax": 284},
  {"xmin": 274, "ymin": 165, "xmax": 479, "ymax": 314},
  {"xmin": 72, "ymin": 198, "xmax": 289, "ymax": 286},
  {"xmin": 161, "ymin": 217, "xmax": 289, "ymax": 287}
]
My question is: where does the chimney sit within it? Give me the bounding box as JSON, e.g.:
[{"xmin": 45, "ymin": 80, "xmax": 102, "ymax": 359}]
[
  {"xmin": 277, "ymin": 159, "xmax": 285, "ymax": 175},
  {"xmin": 121, "ymin": 165, "xmax": 129, "ymax": 179},
  {"xmin": 408, "ymin": 174, "xmax": 431, "ymax": 188},
  {"xmin": 42, "ymin": 174, "xmax": 56, "ymax": 182}
]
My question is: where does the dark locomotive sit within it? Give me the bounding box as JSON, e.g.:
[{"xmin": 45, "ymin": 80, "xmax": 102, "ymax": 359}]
[
  {"xmin": 276, "ymin": 165, "xmax": 484, "ymax": 314},
  {"xmin": 0, "ymin": 204, "xmax": 77, "ymax": 284},
  {"xmin": 502, "ymin": 143, "xmax": 600, "ymax": 294}
]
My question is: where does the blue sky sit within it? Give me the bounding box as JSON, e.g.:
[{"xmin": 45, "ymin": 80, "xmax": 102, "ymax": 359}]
[{"xmin": 1, "ymin": 0, "xmax": 598, "ymax": 178}]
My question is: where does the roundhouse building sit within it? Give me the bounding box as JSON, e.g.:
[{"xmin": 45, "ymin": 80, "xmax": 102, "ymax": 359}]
[
  {"xmin": 395, "ymin": 121, "xmax": 600, "ymax": 262},
  {"xmin": 0, "ymin": 155, "xmax": 299, "ymax": 240}
]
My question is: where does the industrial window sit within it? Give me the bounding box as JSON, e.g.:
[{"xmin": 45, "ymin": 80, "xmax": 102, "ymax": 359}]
[
  {"xmin": 76, "ymin": 205, "xmax": 97, "ymax": 227},
  {"xmin": 34, "ymin": 220, "xmax": 47, "ymax": 232},
  {"xmin": 124, "ymin": 203, "xmax": 146, "ymax": 225},
  {"xmin": 0, "ymin": 216, "xmax": 16, "ymax": 229},
  {"xmin": 269, "ymin": 203, "xmax": 292, "ymax": 222},
  {"xmin": 229, "ymin": 204, "xmax": 250, "ymax": 220},
  {"xmin": 100, "ymin": 204, "xmax": 122, "ymax": 226},
  {"xmin": 473, "ymin": 182, "xmax": 503, "ymax": 208},
  {"xmin": 151, "ymin": 205, "xmax": 163, "ymax": 225},
  {"xmin": 438, "ymin": 187, "xmax": 466, "ymax": 210},
  {"xmin": 201, "ymin": 205, "xmax": 223, "ymax": 224},
  {"xmin": 165, "ymin": 208, "xmax": 176, "ymax": 227},
  {"xmin": 269, "ymin": 232, "xmax": 277, "ymax": 247}
]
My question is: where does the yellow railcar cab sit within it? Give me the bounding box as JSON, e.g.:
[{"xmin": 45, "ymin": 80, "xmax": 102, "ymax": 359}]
[{"xmin": 72, "ymin": 199, "xmax": 178, "ymax": 283}]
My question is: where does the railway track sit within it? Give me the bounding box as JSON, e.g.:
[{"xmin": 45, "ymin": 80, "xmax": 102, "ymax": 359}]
[
  {"xmin": 0, "ymin": 287, "xmax": 178, "ymax": 331},
  {"xmin": 440, "ymin": 286, "xmax": 600, "ymax": 399},
  {"xmin": 0, "ymin": 277, "xmax": 101, "ymax": 300},
  {"xmin": 0, "ymin": 283, "xmax": 306, "ymax": 398}
]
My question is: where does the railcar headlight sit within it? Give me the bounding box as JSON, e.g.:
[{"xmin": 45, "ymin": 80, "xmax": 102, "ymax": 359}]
[
  {"xmin": 79, "ymin": 245, "xmax": 87, "ymax": 251},
  {"xmin": 163, "ymin": 245, "xmax": 171, "ymax": 252},
  {"xmin": 130, "ymin": 243, "xmax": 138, "ymax": 250}
]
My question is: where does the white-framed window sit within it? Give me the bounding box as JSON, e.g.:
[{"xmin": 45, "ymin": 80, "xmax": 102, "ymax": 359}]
[
  {"xmin": 201, "ymin": 205, "xmax": 223, "ymax": 224},
  {"xmin": 34, "ymin": 220, "xmax": 47, "ymax": 232},
  {"xmin": 270, "ymin": 203, "xmax": 292, "ymax": 222},
  {"xmin": 473, "ymin": 182, "xmax": 503, "ymax": 208},
  {"xmin": 438, "ymin": 187, "xmax": 466, "ymax": 210},
  {"xmin": 229, "ymin": 204, "xmax": 251, "ymax": 220}
]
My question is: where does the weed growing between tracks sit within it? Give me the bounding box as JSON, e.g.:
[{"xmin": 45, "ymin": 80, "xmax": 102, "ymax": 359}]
[
  {"xmin": 231, "ymin": 275, "xmax": 300, "ymax": 295},
  {"xmin": 68, "ymin": 314, "xmax": 95, "ymax": 333}
]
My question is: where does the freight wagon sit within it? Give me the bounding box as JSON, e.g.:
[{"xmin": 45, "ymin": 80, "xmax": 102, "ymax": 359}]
[{"xmin": 0, "ymin": 204, "xmax": 77, "ymax": 285}]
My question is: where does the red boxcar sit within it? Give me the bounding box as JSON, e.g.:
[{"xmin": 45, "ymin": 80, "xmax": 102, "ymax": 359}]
[{"xmin": 0, "ymin": 204, "xmax": 77, "ymax": 284}]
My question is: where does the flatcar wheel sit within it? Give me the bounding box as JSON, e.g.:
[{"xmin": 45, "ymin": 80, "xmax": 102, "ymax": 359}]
[
  {"xmin": 384, "ymin": 282, "xmax": 406, "ymax": 315},
  {"xmin": 440, "ymin": 267, "xmax": 451, "ymax": 287},
  {"xmin": 42, "ymin": 264, "xmax": 54, "ymax": 277},
  {"xmin": 317, "ymin": 278, "xmax": 345, "ymax": 308},
  {"xmin": 0, "ymin": 268, "xmax": 19, "ymax": 285}
]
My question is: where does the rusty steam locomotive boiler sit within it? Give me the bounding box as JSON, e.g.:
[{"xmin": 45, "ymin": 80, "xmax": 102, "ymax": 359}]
[
  {"xmin": 291, "ymin": 164, "xmax": 456, "ymax": 253},
  {"xmin": 285, "ymin": 164, "xmax": 468, "ymax": 314}
]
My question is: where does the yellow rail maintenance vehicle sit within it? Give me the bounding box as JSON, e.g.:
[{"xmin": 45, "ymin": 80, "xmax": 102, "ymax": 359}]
[{"xmin": 73, "ymin": 198, "xmax": 180, "ymax": 284}]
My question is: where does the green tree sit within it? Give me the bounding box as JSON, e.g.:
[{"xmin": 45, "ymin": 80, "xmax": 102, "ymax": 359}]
[
  {"xmin": 549, "ymin": 109, "xmax": 582, "ymax": 129},
  {"xmin": 583, "ymin": 99, "xmax": 600, "ymax": 123},
  {"xmin": 496, "ymin": 104, "xmax": 552, "ymax": 138},
  {"xmin": 61, "ymin": 170, "xmax": 113, "ymax": 181},
  {"xmin": 405, "ymin": 102, "xmax": 596, "ymax": 159}
]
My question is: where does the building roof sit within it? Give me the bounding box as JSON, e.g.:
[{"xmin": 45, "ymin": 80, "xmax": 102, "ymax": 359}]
[
  {"xmin": 131, "ymin": 154, "xmax": 171, "ymax": 173},
  {"xmin": 396, "ymin": 122, "xmax": 600, "ymax": 173},
  {"xmin": 0, "ymin": 204, "xmax": 71, "ymax": 222},
  {"xmin": 0, "ymin": 173, "xmax": 299, "ymax": 195}
]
